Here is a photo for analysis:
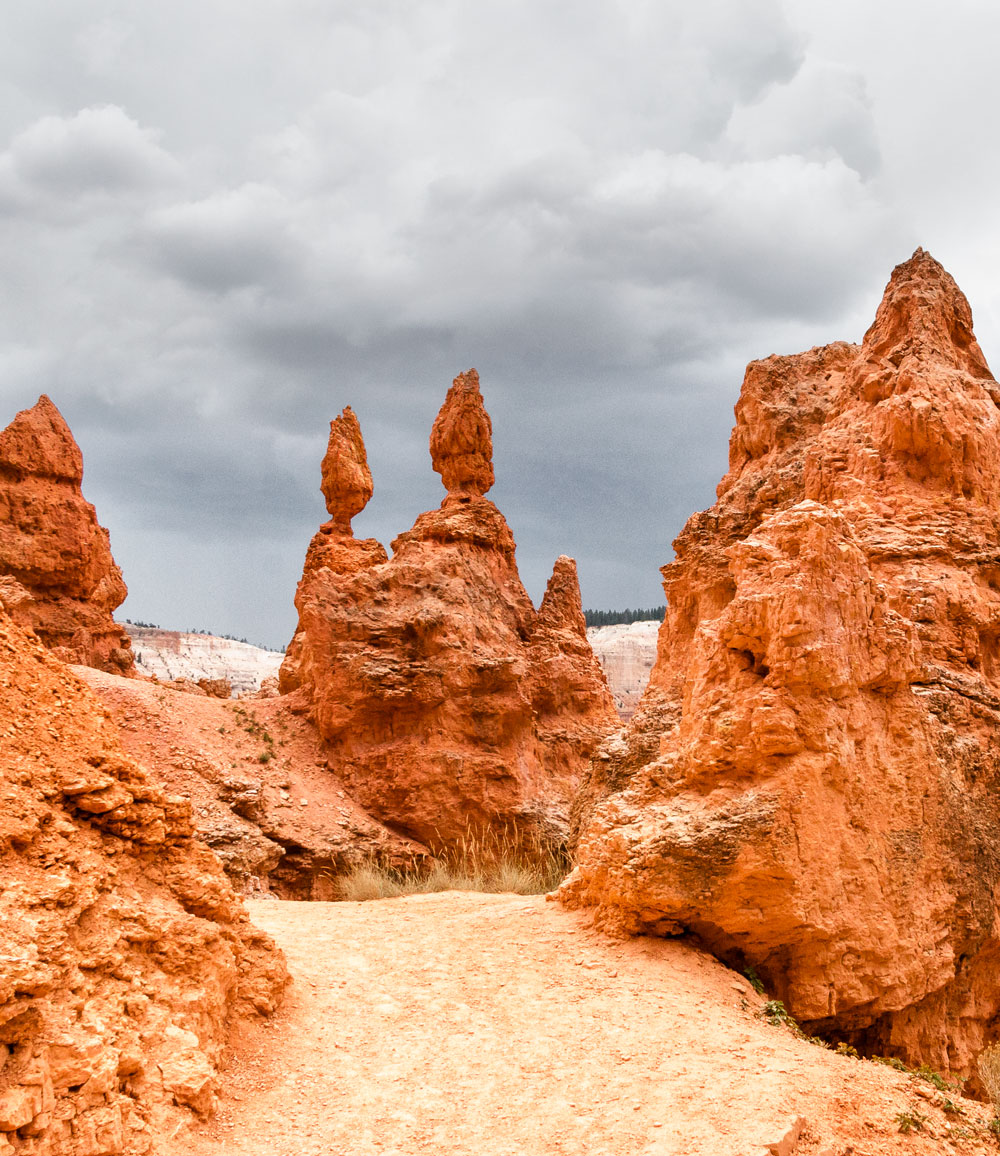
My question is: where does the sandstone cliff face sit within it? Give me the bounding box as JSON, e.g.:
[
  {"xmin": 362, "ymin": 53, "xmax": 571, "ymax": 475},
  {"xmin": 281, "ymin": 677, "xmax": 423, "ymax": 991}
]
[
  {"xmin": 126, "ymin": 628, "xmax": 283, "ymax": 697},
  {"xmin": 0, "ymin": 610, "xmax": 287, "ymax": 1155},
  {"xmin": 586, "ymin": 621, "xmax": 659, "ymax": 720},
  {"xmin": 281, "ymin": 374, "xmax": 617, "ymax": 849},
  {"xmin": 560, "ymin": 250, "xmax": 1000, "ymax": 1085},
  {"xmin": 0, "ymin": 396, "xmax": 133, "ymax": 673}
]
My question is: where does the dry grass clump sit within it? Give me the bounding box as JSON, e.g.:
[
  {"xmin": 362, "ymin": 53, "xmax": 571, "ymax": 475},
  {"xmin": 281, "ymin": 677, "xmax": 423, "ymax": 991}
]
[
  {"xmin": 337, "ymin": 826, "xmax": 568, "ymax": 901},
  {"xmin": 977, "ymin": 1043, "xmax": 1000, "ymax": 1112}
]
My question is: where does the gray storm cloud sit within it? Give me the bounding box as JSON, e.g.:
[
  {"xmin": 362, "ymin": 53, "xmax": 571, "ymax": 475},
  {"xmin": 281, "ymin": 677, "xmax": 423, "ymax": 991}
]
[{"xmin": 0, "ymin": 0, "xmax": 992, "ymax": 647}]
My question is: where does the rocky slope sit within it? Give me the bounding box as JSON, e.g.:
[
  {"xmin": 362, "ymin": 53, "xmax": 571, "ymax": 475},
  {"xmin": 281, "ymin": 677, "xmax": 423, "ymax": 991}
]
[
  {"xmin": 0, "ymin": 608, "xmax": 287, "ymax": 1156},
  {"xmin": 0, "ymin": 396, "xmax": 133, "ymax": 673},
  {"xmin": 126, "ymin": 629, "xmax": 283, "ymax": 697},
  {"xmin": 282, "ymin": 373, "xmax": 618, "ymax": 851},
  {"xmin": 77, "ymin": 666, "xmax": 426, "ymax": 900},
  {"xmin": 586, "ymin": 620, "xmax": 659, "ymax": 719},
  {"xmin": 560, "ymin": 249, "xmax": 1000, "ymax": 1089}
]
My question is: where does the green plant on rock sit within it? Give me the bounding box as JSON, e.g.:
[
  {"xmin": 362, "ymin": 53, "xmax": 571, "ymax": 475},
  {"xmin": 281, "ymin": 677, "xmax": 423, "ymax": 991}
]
[
  {"xmin": 872, "ymin": 1056, "xmax": 964, "ymax": 1096},
  {"xmin": 895, "ymin": 1109, "xmax": 928, "ymax": 1134},
  {"xmin": 743, "ymin": 966, "xmax": 765, "ymax": 996}
]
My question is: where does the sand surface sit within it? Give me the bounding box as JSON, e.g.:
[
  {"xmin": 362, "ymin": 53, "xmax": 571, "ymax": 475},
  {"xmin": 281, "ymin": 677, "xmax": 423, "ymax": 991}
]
[{"xmin": 168, "ymin": 892, "xmax": 995, "ymax": 1156}]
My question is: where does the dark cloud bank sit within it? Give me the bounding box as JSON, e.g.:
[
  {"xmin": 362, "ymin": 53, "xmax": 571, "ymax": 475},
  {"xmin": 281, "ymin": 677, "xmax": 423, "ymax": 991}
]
[{"xmin": 0, "ymin": 1, "xmax": 995, "ymax": 648}]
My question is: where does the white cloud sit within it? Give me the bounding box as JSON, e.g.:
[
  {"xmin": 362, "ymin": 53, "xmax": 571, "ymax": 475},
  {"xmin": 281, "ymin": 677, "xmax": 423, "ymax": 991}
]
[
  {"xmin": 725, "ymin": 58, "xmax": 880, "ymax": 177},
  {"xmin": 144, "ymin": 184, "xmax": 299, "ymax": 292},
  {"xmin": 2, "ymin": 105, "xmax": 176, "ymax": 202}
]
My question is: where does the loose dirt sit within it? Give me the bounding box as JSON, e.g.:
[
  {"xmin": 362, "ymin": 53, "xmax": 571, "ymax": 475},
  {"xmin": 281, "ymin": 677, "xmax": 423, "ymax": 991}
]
[{"xmin": 167, "ymin": 892, "xmax": 994, "ymax": 1156}]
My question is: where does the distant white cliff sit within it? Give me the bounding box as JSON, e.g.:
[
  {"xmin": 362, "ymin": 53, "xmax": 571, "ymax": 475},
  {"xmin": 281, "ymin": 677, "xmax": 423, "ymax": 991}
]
[
  {"xmin": 124, "ymin": 626, "xmax": 284, "ymax": 696},
  {"xmin": 586, "ymin": 619, "xmax": 660, "ymax": 720}
]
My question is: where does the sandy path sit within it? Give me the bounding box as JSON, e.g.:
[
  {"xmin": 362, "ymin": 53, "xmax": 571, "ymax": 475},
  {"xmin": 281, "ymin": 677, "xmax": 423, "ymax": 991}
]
[{"xmin": 170, "ymin": 893, "xmax": 994, "ymax": 1156}]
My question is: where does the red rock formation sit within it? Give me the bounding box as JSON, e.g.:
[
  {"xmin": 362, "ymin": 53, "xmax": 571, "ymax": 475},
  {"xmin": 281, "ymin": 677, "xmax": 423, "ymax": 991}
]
[
  {"xmin": 0, "ymin": 608, "xmax": 287, "ymax": 1154},
  {"xmin": 282, "ymin": 374, "xmax": 617, "ymax": 850},
  {"xmin": 430, "ymin": 368, "xmax": 495, "ymax": 498},
  {"xmin": 320, "ymin": 405, "xmax": 374, "ymax": 533},
  {"xmin": 78, "ymin": 664, "xmax": 428, "ymax": 900},
  {"xmin": 0, "ymin": 395, "xmax": 133, "ymax": 672},
  {"xmin": 560, "ymin": 250, "xmax": 1000, "ymax": 1086}
]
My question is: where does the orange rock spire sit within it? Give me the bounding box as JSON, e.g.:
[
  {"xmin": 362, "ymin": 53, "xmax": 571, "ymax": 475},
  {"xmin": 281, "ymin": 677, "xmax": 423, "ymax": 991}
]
[
  {"xmin": 560, "ymin": 251, "xmax": 1000, "ymax": 1088},
  {"xmin": 429, "ymin": 368, "xmax": 495, "ymax": 498},
  {"xmin": 282, "ymin": 371, "xmax": 616, "ymax": 850},
  {"xmin": 320, "ymin": 405, "xmax": 374, "ymax": 534},
  {"xmin": 0, "ymin": 394, "xmax": 133, "ymax": 672}
]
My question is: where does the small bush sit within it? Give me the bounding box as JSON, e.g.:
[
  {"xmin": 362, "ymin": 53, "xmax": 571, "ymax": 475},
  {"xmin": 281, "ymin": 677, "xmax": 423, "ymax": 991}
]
[
  {"xmin": 258, "ymin": 750, "xmax": 272, "ymax": 764},
  {"xmin": 337, "ymin": 826, "xmax": 568, "ymax": 901},
  {"xmin": 744, "ymin": 966, "xmax": 765, "ymax": 995},
  {"xmin": 895, "ymin": 1110, "xmax": 928, "ymax": 1134}
]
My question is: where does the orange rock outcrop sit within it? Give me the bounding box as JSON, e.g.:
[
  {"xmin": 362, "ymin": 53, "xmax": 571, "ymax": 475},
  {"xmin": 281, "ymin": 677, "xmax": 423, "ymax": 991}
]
[
  {"xmin": 560, "ymin": 250, "xmax": 1000, "ymax": 1085},
  {"xmin": 0, "ymin": 608, "xmax": 287, "ymax": 1154},
  {"xmin": 0, "ymin": 396, "xmax": 133, "ymax": 673},
  {"xmin": 281, "ymin": 373, "xmax": 617, "ymax": 849}
]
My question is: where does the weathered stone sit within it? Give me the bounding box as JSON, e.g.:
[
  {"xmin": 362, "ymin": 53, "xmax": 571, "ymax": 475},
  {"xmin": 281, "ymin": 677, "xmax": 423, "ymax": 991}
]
[
  {"xmin": 282, "ymin": 375, "xmax": 618, "ymax": 850},
  {"xmin": 320, "ymin": 405, "xmax": 374, "ymax": 533},
  {"xmin": 0, "ymin": 607, "xmax": 288, "ymax": 1155},
  {"xmin": 560, "ymin": 250, "xmax": 1000, "ymax": 1087},
  {"xmin": 430, "ymin": 368, "xmax": 495, "ymax": 498},
  {"xmin": 0, "ymin": 395, "xmax": 133, "ymax": 672}
]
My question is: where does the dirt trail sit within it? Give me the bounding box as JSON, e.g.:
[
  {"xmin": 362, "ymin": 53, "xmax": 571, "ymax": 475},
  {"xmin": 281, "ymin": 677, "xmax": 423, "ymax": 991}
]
[{"xmin": 169, "ymin": 893, "xmax": 994, "ymax": 1156}]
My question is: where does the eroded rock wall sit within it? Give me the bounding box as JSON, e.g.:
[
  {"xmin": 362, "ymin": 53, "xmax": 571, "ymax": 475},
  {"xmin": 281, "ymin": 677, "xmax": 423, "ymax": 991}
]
[
  {"xmin": 0, "ymin": 611, "xmax": 287, "ymax": 1154},
  {"xmin": 282, "ymin": 373, "xmax": 618, "ymax": 850},
  {"xmin": 560, "ymin": 250, "xmax": 1000, "ymax": 1085},
  {"xmin": 0, "ymin": 396, "xmax": 133, "ymax": 673}
]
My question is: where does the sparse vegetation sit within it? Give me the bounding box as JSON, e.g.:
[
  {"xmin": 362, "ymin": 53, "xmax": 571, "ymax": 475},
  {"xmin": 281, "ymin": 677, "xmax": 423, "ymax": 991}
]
[
  {"xmin": 583, "ymin": 607, "xmax": 665, "ymax": 628},
  {"xmin": 873, "ymin": 1056, "xmax": 964, "ymax": 1095},
  {"xmin": 337, "ymin": 827, "xmax": 569, "ymax": 901},
  {"xmin": 233, "ymin": 705, "xmax": 275, "ymax": 749},
  {"xmin": 895, "ymin": 1109, "xmax": 928, "ymax": 1134},
  {"xmin": 743, "ymin": 965, "xmax": 765, "ymax": 995},
  {"xmin": 258, "ymin": 750, "xmax": 273, "ymax": 764}
]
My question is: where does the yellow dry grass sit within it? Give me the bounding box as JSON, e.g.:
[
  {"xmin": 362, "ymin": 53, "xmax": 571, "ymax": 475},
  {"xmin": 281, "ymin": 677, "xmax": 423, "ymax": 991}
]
[{"xmin": 337, "ymin": 826, "xmax": 568, "ymax": 900}]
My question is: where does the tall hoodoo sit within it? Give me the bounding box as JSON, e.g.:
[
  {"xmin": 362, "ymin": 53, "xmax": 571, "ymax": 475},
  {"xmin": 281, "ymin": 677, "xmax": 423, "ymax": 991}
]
[
  {"xmin": 0, "ymin": 395, "xmax": 133, "ymax": 672},
  {"xmin": 279, "ymin": 406, "xmax": 388, "ymax": 694},
  {"xmin": 430, "ymin": 368, "xmax": 495, "ymax": 498},
  {"xmin": 560, "ymin": 251, "xmax": 1000, "ymax": 1088},
  {"xmin": 282, "ymin": 373, "xmax": 617, "ymax": 850},
  {"xmin": 320, "ymin": 405, "xmax": 374, "ymax": 534}
]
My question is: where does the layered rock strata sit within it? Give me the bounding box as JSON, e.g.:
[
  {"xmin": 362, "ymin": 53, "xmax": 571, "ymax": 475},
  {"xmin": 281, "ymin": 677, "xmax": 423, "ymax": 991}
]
[
  {"xmin": 560, "ymin": 250, "xmax": 1000, "ymax": 1085},
  {"xmin": 0, "ymin": 609, "xmax": 288, "ymax": 1155},
  {"xmin": 281, "ymin": 373, "xmax": 618, "ymax": 849},
  {"xmin": 586, "ymin": 620, "xmax": 660, "ymax": 720},
  {"xmin": 0, "ymin": 396, "xmax": 133, "ymax": 672},
  {"xmin": 126, "ymin": 628, "xmax": 283, "ymax": 696}
]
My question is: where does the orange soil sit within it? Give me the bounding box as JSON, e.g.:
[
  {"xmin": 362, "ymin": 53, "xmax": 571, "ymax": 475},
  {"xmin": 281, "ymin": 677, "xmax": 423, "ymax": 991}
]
[{"xmin": 166, "ymin": 893, "xmax": 994, "ymax": 1156}]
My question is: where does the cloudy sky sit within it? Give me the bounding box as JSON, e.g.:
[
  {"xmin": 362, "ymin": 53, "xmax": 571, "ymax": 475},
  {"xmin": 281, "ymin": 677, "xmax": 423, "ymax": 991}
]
[{"xmin": 1, "ymin": 1, "xmax": 996, "ymax": 648}]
